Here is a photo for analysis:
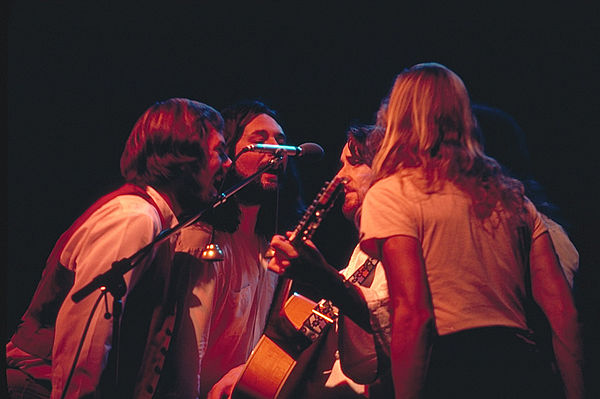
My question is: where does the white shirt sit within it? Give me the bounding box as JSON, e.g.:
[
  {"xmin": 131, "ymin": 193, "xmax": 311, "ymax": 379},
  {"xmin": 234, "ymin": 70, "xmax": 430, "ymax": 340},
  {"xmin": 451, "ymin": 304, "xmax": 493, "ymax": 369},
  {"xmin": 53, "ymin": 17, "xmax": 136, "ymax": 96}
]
[
  {"xmin": 174, "ymin": 225, "xmax": 278, "ymax": 398},
  {"xmin": 51, "ymin": 186, "xmax": 178, "ymax": 399},
  {"xmin": 323, "ymin": 244, "xmax": 390, "ymax": 393},
  {"xmin": 360, "ymin": 174, "xmax": 547, "ymax": 335}
]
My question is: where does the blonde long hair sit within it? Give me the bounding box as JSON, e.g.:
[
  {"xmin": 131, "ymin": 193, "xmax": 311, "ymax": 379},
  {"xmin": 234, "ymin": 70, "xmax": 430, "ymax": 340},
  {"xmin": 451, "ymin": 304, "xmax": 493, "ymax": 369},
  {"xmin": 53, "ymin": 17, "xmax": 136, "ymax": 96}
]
[{"xmin": 372, "ymin": 63, "xmax": 525, "ymax": 219}]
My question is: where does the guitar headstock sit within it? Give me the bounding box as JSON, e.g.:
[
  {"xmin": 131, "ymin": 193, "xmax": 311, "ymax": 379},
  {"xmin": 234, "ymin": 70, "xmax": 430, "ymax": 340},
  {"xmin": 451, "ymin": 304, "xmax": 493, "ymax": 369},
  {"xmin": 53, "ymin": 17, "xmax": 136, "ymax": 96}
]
[{"xmin": 289, "ymin": 176, "xmax": 348, "ymax": 244}]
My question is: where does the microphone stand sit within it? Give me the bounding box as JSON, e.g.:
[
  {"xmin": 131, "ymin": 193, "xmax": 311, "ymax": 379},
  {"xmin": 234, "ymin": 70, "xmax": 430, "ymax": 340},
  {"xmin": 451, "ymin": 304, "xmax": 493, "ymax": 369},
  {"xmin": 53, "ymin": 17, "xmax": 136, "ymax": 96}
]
[{"xmin": 68, "ymin": 154, "xmax": 284, "ymax": 394}]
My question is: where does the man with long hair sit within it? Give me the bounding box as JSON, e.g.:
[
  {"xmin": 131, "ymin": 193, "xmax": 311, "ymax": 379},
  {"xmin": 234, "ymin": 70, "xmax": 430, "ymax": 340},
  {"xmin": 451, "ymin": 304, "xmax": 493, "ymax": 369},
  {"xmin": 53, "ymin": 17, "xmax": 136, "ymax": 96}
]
[
  {"xmin": 173, "ymin": 100, "xmax": 304, "ymax": 398},
  {"xmin": 268, "ymin": 124, "xmax": 394, "ymax": 398},
  {"xmin": 6, "ymin": 98, "xmax": 231, "ymax": 398},
  {"xmin": 360, "ymin": 63, "xmax": 583, "ymax": 398}
]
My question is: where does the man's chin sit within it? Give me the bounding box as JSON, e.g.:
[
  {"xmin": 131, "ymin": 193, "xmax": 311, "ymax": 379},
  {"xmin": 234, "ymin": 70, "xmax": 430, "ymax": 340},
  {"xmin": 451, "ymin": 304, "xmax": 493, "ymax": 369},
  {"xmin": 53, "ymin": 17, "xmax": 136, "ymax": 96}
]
[
  {"xmin": 341, "ymin": 202, "xmax": 359, "ymax": 223},
  {"xmin": 225, "ymin": 169, "xmax": 279, "ymax": 206}
]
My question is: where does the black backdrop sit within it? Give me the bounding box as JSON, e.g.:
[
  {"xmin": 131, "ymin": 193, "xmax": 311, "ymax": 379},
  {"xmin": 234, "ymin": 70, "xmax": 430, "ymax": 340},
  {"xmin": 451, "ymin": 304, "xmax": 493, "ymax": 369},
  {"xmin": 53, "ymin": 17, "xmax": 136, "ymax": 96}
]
[{"xmin": 6, "ymin": 2, "xmax": 600, "ymax": 396}]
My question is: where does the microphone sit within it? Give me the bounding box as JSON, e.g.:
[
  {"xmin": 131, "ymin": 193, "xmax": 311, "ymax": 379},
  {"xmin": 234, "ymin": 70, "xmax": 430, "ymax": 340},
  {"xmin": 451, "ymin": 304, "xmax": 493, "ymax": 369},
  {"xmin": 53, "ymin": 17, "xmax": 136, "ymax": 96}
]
[{"xmin": 241, "ymin": 142, "xmax": 324, "ymax": 161}]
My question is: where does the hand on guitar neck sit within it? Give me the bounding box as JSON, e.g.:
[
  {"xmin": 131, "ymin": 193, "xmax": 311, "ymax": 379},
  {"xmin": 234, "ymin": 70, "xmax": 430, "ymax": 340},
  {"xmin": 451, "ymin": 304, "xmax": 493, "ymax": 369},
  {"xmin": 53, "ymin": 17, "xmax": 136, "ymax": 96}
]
[
  {"xmin": 267, "ymin": 232, "xmax": 327, "ymax": 276},
  {"xmin": 231, "ymin": 178, "xmax": 376, "ymax": 399}
]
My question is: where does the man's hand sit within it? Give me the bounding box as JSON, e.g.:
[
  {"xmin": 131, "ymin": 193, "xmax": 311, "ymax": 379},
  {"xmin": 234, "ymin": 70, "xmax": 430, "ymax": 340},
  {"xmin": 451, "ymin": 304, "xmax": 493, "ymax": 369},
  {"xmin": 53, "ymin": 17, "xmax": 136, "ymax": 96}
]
[
  {"xmin": 267, "ymin": 232, "xmax": 330, "ymax": 281},
  {"xmin": 206, "ymin": 364, "xmax": 245, "ymax": 399},
  {"xmin": 267, "ymin": 233, "xmax": 297, "ymax": 274}
]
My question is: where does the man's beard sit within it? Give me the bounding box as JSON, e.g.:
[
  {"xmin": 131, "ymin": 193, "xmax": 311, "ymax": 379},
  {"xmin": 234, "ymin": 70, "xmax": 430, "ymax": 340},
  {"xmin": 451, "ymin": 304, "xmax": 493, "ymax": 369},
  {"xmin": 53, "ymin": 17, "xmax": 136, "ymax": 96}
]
[
  {"xmin": 341, "ymin": 194, "xmax": 361, "ymax": 229},
  {"xmin": 224, "ymin": 167, "xmax": 279, "ymax": 206},
  {"xmin": 197, "ymin": 166, "xmax": 281, "ymax": 233},
  {"xmin": 175, "ymin": 173, "xmax": 215, "ymax": 219}
]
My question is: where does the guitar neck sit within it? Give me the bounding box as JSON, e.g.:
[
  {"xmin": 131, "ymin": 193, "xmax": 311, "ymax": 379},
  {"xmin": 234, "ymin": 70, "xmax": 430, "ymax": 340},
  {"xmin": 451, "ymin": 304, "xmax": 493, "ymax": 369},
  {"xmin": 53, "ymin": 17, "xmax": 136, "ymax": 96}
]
[{"xmin": 268, "ymin": 177, "xmax": 347, "ymax": 319}]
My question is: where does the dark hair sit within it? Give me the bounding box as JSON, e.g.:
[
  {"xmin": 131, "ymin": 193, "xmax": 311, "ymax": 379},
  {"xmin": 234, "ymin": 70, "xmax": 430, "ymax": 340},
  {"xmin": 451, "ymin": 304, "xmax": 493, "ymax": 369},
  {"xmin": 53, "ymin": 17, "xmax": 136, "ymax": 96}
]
[
  {"xmin": 346, "ymin": 124, "xmax": 385, "ymax": 167},
  {"xmin": 221, "ymin": 100, "xmax": 280, "ymax": 157},
  {"xmin": 202, "ymin": 100, "xmax": 305, "ymax": 235},
  {"xmin": 120, "ymin": 98, "xmax": 223, "ymax": 188}
]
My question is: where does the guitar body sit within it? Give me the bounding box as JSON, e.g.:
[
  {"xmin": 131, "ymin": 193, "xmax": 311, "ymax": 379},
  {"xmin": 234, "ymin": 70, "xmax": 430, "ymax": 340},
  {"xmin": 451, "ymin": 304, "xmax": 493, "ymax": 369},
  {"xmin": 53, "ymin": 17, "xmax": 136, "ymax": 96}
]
[
  {"xmin": 232, "ymin": 178, "xmax": 347, "ymax": 399},
  {"xmin": 232, "ymin": 335, "xmax": 297, "ymax": 399},
  {"xmin": 232, "ymin": 294, "xmax": 329, "ymax": 399}
]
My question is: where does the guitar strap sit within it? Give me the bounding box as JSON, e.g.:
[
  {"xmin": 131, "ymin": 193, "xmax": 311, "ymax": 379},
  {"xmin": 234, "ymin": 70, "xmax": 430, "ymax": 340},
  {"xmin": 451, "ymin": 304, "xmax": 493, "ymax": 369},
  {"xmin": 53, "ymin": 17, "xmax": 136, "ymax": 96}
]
[
  {"xmin": 297, "ymin": 257, "xmax": 378, "ymax": 342},
  {"xmin": 348, "ymin": 257, "xmax": 379, "ymax": 287}
]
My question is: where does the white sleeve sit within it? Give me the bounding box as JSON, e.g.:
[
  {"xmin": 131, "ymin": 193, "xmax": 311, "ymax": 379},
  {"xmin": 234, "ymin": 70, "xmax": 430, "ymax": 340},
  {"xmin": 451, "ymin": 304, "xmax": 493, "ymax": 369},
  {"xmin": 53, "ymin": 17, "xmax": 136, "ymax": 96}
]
[{"xmin": 360, "ymin": 178, "xmax": 419, "ymax": 260}]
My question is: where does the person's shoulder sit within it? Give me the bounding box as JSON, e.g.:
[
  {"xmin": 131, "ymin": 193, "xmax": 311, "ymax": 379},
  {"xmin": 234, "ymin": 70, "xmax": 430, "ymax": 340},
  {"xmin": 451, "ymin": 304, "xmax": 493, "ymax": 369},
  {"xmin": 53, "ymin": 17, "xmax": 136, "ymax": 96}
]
[
  {"xmin": 522, "ymin": 196, "xmax": 543, "ymax": 220},
  {"xmin": 87, "ymin": 194, "xmax": 164, "ymax": 232},
  {"xmin": 370, "ymin": 172, "xmax": 424, "ymax": 199},
  {"xmin": 370, "ymin": 174, "xmax": 401, "ymax": 193},
  {"xmin": 112, "ymin": 193, "xmax": 161, "ymax": 214}
]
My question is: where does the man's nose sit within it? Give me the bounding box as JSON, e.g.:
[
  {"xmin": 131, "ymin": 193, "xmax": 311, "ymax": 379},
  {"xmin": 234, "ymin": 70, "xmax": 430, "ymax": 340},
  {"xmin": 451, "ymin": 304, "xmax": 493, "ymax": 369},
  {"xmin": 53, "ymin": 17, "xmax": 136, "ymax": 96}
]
[
  {"xmin": 263, "ymin": 136, "xmax": 288, "ymax": 165},
  {"xmin": 334, "ymin": 168, "xmax": 348, "ymax": 182},
  {"xmin": 335, "ymin": 164, "xmax": 350, "ymax": 178}
]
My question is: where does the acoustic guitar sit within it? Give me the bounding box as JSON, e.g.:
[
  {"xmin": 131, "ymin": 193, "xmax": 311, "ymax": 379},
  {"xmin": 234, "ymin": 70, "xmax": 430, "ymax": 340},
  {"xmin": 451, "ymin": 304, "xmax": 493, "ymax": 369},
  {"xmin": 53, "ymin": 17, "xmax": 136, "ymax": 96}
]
[{"xmin": 231, "ymin": 177, "xmax": 347, "ymax": 399}]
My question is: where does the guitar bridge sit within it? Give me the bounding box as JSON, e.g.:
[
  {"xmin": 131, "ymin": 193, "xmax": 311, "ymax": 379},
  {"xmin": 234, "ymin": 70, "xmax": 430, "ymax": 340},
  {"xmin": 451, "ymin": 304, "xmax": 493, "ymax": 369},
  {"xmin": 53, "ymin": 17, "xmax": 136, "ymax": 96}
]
[{"xmin": 310, "ymin": 309, "xmax": 334, "ymax": 324}]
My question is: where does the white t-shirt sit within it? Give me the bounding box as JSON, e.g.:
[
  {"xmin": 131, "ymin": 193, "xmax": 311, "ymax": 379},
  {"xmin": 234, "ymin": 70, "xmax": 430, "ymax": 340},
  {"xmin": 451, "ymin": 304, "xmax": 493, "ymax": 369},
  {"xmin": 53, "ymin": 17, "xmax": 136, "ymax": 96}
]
[
  {"xmin": 322, "ymin": 244, "xmax": 390, "ymax": 394},
  {"xmin": 360, "ymin": 173, "xmax": 547, "ymax": 336}
]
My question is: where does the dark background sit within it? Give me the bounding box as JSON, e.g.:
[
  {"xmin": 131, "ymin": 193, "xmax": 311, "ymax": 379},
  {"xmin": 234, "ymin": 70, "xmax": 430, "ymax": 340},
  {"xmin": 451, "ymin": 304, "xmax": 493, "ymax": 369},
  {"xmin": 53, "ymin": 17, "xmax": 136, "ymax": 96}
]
[{"xmin": 6, "ymin": 2, "xmax": 599, "ymax": 396}]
